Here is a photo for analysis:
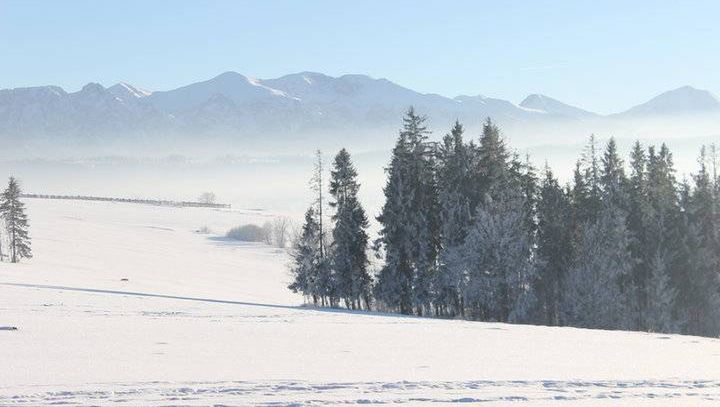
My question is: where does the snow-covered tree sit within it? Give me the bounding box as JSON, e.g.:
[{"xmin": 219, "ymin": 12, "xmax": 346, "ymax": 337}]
[
  {"xmin": 562, "ymin": 204, "xmax": 635, "ymax": 330},
  {"xmin": 329, "ymin": 148, "xmax": 371, "ymax": 310},
  {"xmin": 435, "ymin": 121, "xmax": 473, "ymax": 317},
  {"xmin": 644, "ymin": 250, "xmax": 677, "ymax": 333},
  {"xmin": 288, "ymin": 207, "xmax": 323, "ymax": 305},
  {"xmin": 0, "ymin": 177, "xmax": 31, "ymax": 263},
  {"xmin": 461, "ymin": 188, "xmax": 536, "ymax": 323}
]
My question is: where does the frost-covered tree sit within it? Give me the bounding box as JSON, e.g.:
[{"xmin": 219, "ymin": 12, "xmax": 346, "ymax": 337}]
[
  {"xmin": 461, "ymin": 188, "xmax": 536, "ymax": 323},
  {"xmin": 329, "ymin": 148, "xmax": 371, "ymax": 310},
  {"xmin": 562, "ymin": 204, "xmax": 635, "ymax": 330},
  {"xmin": 308, "ymin": 150, "xmax": 335, "ymax": 306},
  {"xmin": 288, "ymin": 207, "xmax": 322, "ymax": 304},
  {"xmin": 435, "ymin": 121, "xmax": 473, "ymax": 317},
  {"xmin": 0, "ymin": 177, "xmax": 31, "ymax": 263},
  {"xmin": 645, "ymin": 250, "xmax": 677, "ymax": 333}
]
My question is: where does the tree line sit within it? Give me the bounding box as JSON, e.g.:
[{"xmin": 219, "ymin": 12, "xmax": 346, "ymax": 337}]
[{"xmin": 289, "ymin": 108, "xmax": 720, "ymax": 337}]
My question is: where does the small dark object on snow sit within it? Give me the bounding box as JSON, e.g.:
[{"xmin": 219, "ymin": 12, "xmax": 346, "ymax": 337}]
[
  {"xmin": 120, "ymin": 278, "xmax": 129, "ymax": 282},
  {"xmin": 0, "ymin": 326, "xmax": 18, "ymax": 331}
]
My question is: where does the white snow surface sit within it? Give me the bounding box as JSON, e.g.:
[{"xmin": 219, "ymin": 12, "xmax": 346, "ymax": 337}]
[{"xmin": 1, "ymin": 199, "xmax": 719, "ymax": 406}]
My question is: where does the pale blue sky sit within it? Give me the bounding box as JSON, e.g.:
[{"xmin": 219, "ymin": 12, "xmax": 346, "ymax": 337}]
[{"xmin": 1, "ymin": 0, "xmax": 718, "ymax": 114}]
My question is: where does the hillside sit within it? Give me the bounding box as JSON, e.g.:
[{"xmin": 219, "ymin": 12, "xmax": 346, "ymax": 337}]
[{"xmin": 0, "ymin": 199, "xmax": 719, "ymax": 405}]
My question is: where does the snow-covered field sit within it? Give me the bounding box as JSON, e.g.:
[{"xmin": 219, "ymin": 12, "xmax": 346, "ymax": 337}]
[{"xmin": 1, "ymin": 199, "xmax": 719, "ymax": 406}]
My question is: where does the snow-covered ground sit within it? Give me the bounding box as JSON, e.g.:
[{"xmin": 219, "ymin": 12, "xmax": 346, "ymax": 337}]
[{"xmin": 1, "ymin": 199, "xmax": 719, "ymax": 406}]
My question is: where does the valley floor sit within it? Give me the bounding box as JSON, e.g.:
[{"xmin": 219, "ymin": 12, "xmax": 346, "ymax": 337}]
[{"xmin": 1, "ymin": 200, "xmax": 719, "ymax": 406}]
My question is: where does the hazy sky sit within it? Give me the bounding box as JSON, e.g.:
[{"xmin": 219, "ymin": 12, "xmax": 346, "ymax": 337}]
[{"xmin": 1, "ymin": 0, "xmax": 718, "ymax": 114}]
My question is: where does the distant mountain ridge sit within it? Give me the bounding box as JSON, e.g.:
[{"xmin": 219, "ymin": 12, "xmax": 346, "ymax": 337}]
[{"xmin": 1, "ymin": 72, "xmax": 718, "ymax": 149}]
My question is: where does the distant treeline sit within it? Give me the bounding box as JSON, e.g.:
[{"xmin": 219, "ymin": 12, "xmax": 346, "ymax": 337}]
[
  {"xmin": 20, "ymin": 194, "xmax": 231, "ymax": 209},
  {"xmin": 289, "ymin": 107, "xmax": 720, "ymax": 338}
]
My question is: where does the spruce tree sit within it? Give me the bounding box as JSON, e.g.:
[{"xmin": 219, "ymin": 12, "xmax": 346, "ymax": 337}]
[
  {"xmin": 643, "ymin": 144, "xmax": 682, "ymax": 332},
  {"xmin": 461, "ymin": 187, "xmax": 536, "ymax": 323},
  {"xmin": 600, "ymin": 138, "xmax": 638, "ymax": 326},
  {"xmin": 288, "ymin": 207, "xmax": 323, "ymax": 305},
  {"xmin": 573, "ymin": 135, "xmax": 603, "ymax": 224},
  {"xmin": 562, "ymin": 203, "xmax": 634, "ymax": 330},
  {"xmin": 0, "ymin": 177, "xmax": 31, "ymax": 263},
  {"xmin": 376, "ymin": 107, "xmax": 440, "ymax": 315},
  {"xmin": 645, "ymin": 250, "xmax": 677, "ymax": 333},
  {"xmin": 475, "ymin": 118, "xmax": 510, "ymax": 204},
  {"xmin": 329, "ymin": 148, "xmax": 371, "ymax": 310},
  {"xmin": 600, "ymin": 137, "xmax": 629, "ymax": 210},
  {"xmin": 626, "ymin": 141, "xmax": 651, "ymax": 329},
  {"xmin": 435, "ymin": 121, "xmax": 473, "ymax": 317},
  {"xmin": 535, "ymin": 166, "xmax": 572, "ymax": 325}
]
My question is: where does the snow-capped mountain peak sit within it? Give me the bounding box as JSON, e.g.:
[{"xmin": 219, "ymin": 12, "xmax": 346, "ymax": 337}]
[
  {"xmin": 109, "ymin": 82, "xmax": 152, "ymax": 100},
  {"xmin": 519, "ymin": 94, "xmax": 597, "ymax": 118}
]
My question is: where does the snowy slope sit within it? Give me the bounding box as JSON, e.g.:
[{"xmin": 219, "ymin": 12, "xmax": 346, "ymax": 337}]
[
  {"xmin": 1, "ymin": 199, "xmax": 719, "ymax": 406},
  {"xmin": 520, "ymin": 94, "xmax": 598, "ymax": 119},
  {"xmin": 108, "ymin": 82, "xmax": 152, "ymax": 100}
]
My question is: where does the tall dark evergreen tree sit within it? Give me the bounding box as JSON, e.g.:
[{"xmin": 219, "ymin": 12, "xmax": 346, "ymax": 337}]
[
  {"xmin": 376, "ymin": 107, "xmax": 440, "ymax": 315},
  {"xmin": 600, "ymin": 137, "xmax": 637, "ymax": 326},
  {"xmin": 643, "ymin": 144, "xmax": 681, "ymax": 332},
  {"xmin": 329, "ymin": 148, "xmax": 371, "ymax": 310},
  {"xmin": 0, "ymin": 177, "xmax": 32, "ymax": 263},
  {"xmin": 600, "ymin": 137, "xmax": 629, "ymax": 210},
  {"xmin": 535, "ymin": 166, "xmax": 572, "ymax": 325},
  {"xmin": 627, "ymin": 141, "xmax": 651, "ymax": 329},
  {"xmin": 474, "ymin": 118, "xmax": 510, "ymax": 204},
  {"xmin": 435, "ymin": 121, "xmax": 473, "ymax": 317}
]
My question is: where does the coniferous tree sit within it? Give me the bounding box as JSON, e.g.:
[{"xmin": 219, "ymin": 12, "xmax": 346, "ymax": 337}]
[
  {"xmin": 600, "ymin": 138, "xmax": 629, "ymax": 210},
  {"xmin": 562, "ymin": 203, "xmax": 634, "ymax": 330},
  {"xmin": 376, "ymin": 107, "xmax": 440, "ymax": 315},
  {"xmin": 0, "ymin": 177, "xmax": 31, "ymax": 263},
  {"xmin": 535, "ymin": 166, "xmax": 572, "ymax": 325},
  {"xmin": 461, "ymin": 187, "xmax": 536, "ymax": 322},
  {"xmin": 475, "ymin": 118, "xmax": 510, "ymax": 203},
  {"xmin": 643, "ymin": 144, "xmax": 682, "ymax": 331},
  {"xmin": 329, "ymin": 148, "xmax": 371, "ymax": 310},
  {"xmin": 627, "ymin": 141, "xmax": 651, "ymax": 328},
  {"xmin": 288, "ymin": 207, "xmax": 323, "ymax": 305},
  {"xmin": 645, "ymin": 250, "xmax": 677, "ymax": 333},
  {"xmin": 435, "ymin": 121, "xmax": 473, "ymax": 317},
  {"xmin": 573, "ymin": 135, "xmax": 603, "ymax": 224},
  {"xmin": 600, "ymin": 138, "xmax": 637, "ymax": 326},
  {"xmin": 309, "ymin": 150, "xmax": 334, "ymax": 306}
]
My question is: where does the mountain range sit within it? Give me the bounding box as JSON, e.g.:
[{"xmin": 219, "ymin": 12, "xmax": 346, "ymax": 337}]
[{"xmin": 1, "ymin": 71, "xmax": 719, "ymax": 151}]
